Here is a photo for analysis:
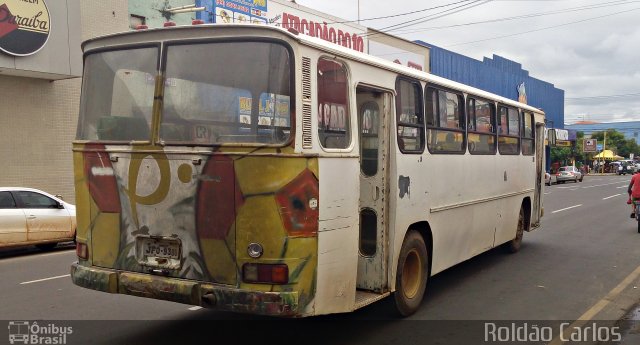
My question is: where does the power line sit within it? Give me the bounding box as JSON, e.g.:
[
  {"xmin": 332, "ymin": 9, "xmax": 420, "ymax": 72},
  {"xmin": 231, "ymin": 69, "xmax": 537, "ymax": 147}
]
[
  {"xmin": 447, "ymin": 6, "xmax": 640, "ymax": 46},
  {"xmin": 325, "ymin": 0, "xmax": 477, "ymax": 25},
  {"xmin": 369, "ymin": 0, "xmax": 493, "ymax": 36},
  {"xmin": 381, "ymin": 0, "xmax": 639, "ymax": 36}
]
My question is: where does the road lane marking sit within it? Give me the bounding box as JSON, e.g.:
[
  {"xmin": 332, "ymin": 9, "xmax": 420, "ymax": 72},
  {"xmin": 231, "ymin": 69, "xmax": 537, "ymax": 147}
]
[
  {"xmin": 582, "ymin": 182, "xmax": 630, "ymax": 189},
  {"xmin": 188, "ymin": 306, "xmax": 203, "ymax": 311},
  {"xmin": 549, "ymin": 264, "xmax": 640, "ymax": 345},
  {"xmin": 551, "ymin": 205, "xmax": 582, "ymax": 214},
  {"xmin": 602, "ymin": 194, "xmax": 622, "ymax": 200},
  {"xmin": 20, "ymin": 274, "xmax": 70, "ymax": 285}
]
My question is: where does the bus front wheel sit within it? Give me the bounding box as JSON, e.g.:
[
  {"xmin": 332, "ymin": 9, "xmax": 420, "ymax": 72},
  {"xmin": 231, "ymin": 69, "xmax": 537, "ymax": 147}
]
[
  {"xmin": 504, "ymin": 207, "xmax": 525, "ymax": 253},
  {"xmin": 393, "ymin": 230, "xmax": 429, "ymax": 317}
]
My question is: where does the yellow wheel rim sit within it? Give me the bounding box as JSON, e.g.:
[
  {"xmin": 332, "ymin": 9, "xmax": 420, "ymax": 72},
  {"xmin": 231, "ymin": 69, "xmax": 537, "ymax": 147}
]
[{"xmin": 401, "ymin": 248, "xmax": 422, "ymax": 299}]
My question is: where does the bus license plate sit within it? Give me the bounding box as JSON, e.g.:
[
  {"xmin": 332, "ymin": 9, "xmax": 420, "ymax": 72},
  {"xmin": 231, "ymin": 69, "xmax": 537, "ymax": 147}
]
[{"xmin": 136, "ymin": 237, "xmax": 182, "ymax": 269}]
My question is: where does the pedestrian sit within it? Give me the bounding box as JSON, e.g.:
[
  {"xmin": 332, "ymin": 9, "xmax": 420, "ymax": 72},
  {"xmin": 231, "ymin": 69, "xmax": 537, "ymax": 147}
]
[{"xmin": 627, "ymin": 170, "xmax": 640, "ymax": 218}]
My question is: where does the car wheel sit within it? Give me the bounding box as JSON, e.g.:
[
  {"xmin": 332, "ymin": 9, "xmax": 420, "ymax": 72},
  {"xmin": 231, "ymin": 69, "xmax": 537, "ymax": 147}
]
[{"xmin": 392, "ymin": 230, "xmax": 429, "ymax": 317}]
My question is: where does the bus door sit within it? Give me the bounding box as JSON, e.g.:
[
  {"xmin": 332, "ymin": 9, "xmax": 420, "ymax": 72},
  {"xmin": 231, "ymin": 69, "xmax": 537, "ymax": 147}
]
[
  {"xmin": 356, "ymin": 85, "xmax": 392, "ymax": 292},
  {"xmin": 532, "ymin": 123, "xmax": 545, "ymax": 227}
]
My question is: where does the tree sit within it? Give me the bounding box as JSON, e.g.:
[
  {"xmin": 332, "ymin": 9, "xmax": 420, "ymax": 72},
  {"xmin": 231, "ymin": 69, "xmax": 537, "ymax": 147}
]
[{"xmin": 590, "ymin": 129, "xmax": 640, "ymax": 159}]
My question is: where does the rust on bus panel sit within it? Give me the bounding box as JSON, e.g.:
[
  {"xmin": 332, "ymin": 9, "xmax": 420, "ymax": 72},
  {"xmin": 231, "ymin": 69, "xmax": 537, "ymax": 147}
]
[{"xmin": 75, "ymin": 143, "xmax": 319, "ymax": 313}]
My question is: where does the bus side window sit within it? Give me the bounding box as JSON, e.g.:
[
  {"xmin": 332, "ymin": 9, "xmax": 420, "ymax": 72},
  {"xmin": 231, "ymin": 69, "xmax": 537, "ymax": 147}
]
[
  {"xmin": 426, "ymin": 86, "xmax": 465, "ymax": 154},
  {"xmin": 317, "ymin": 58, "xmax": 350, "ymax": 149},
  {"xmin": 467, "ymin": 97, "xmax": 497, "ymax": 155},
  {"xmin": 395, "ymin": 78, "xmax": 424, "ymax": 153},
  {"xmin": 497, "ymin": 105, "xmax": 520, "ymax": 155},
  {"xmin": 521, "ymin": 111, "xmax": 535, "ymax": 156}
]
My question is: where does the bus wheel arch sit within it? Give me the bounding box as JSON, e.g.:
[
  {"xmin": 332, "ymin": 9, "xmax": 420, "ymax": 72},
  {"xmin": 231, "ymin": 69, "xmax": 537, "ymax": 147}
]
[
  {"xmin": 392, "ymin": 223, "xmax": 431, "ymax": 317},
  {"xmin": 504, "ymin": 198, "xmax": 531, "ymax": 253}
]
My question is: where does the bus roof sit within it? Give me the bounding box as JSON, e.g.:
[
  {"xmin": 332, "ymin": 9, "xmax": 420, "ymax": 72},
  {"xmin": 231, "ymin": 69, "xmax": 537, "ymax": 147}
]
[{"xmin": 83, "ymin": 24, "xmax": 544, "ymax": 116}]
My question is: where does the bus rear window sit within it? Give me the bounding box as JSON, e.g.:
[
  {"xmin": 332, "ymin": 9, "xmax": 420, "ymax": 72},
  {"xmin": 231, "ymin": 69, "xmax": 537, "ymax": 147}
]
[
  {"xmin": 77, "ymin": 47, "xmax": 158, "ymax": 141},
  {"xmin": 162, "ymin": 42, "xmax": 292, "ymax": 145}
]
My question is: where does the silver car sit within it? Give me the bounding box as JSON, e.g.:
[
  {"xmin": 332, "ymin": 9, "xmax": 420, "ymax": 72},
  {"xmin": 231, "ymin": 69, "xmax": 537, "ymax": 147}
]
[{"xmin": 555, "ymin": 166, "xmax": 583, "ymax": 183}]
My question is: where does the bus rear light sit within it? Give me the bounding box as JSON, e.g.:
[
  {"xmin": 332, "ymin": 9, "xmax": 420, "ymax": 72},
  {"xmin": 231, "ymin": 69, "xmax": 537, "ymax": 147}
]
[
  {"xmin": 164, "ymin": 21, "xmax": 176, "ymax": 27},
  {"xmin": 76, "ymin": 242, "xmax": 89, "ymax": 260},
  {"xmin": 242, "ymin": 263, "xmax": 289, "ymax": 284}
]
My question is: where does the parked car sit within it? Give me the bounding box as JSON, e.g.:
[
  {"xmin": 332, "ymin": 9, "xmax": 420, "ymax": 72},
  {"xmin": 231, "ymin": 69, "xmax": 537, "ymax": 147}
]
[
  {"xmin": 0, "ymin": 187, "xmax": 76, "ymax": 250},
  {"xmin": 618, "ymin": 160, "xmax": 637, "ymax": 174},
  {"xmin": 556, "ymin": 166, "xmax": 583, "ymax": 183}
]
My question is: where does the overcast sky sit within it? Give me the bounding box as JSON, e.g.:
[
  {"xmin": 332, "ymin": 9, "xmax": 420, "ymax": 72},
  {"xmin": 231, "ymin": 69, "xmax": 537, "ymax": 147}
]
[{"xmin": 295, "ymin": 0, "xmax": 640, "ymax": 125}]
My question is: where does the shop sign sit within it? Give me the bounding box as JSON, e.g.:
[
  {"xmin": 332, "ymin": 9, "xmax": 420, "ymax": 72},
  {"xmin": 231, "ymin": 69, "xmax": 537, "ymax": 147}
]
[
  {"xmin": 0, "ymin": 0, "xmax": 51, "ymax": 56},
  {"xmin": 584, "ymin": 139, "xmax": 597, "ymax": 152}
]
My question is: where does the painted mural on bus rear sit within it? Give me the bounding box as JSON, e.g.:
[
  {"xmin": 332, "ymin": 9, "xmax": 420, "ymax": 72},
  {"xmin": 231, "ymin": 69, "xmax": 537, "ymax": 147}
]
[{"xmin": 71, "ymin": 24, "xmax": 545, "ymax": 318}]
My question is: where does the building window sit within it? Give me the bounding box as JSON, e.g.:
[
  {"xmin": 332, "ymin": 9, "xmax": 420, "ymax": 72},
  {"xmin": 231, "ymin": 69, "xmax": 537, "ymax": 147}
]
[{"xmin": 130, "ymin": 14, "xmax": 146, "ymax": 30}]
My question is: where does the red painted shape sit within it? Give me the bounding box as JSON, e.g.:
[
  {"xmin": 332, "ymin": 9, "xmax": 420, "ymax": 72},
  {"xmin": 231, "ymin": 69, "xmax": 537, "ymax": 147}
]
[
  {"xmin": 196, "ymin": 155, "xmax": 244, "ymax": 240},
  {"xmin": 83, "ymin": 144, "xmax": 121, "ymax": 213},
  {"xmin": 275, "ymin": 169, "xmax": 319, "ymax": 237},
  {"xmin": 0, "ymin": 4, "xmax": 19, "ymax": 39}
]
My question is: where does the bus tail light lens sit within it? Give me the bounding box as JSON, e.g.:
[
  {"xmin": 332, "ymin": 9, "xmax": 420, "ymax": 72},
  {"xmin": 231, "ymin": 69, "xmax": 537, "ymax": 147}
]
[
  {"xmin": 243, "ymin": 263, "xmax": 288, "ymax": 284},
  {"xmin": 76, "ymin": 242, "xmax": 89, "ymax": 260}
]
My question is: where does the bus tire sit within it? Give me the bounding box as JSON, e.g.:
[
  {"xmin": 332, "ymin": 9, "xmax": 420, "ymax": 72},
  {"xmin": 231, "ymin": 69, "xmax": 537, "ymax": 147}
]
[
  {"xmin": 393, "ymin": 230, "xmax": 428, "ymax": 317},
  {"xmin": 504, "ymin": 207, "xmax": 525, "ymax": 253}
]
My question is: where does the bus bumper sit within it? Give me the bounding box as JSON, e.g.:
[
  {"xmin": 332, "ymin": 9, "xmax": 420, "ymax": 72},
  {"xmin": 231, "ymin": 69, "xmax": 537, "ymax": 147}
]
[{"xmin": 70, "ymin": 263, "xmax": 300, "ymax": 317}]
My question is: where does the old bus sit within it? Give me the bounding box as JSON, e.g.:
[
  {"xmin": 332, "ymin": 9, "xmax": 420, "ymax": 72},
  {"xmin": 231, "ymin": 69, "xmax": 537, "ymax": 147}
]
[{"xmin": 71, "ymin": 24, "xmax": 545, "ymax": 317}]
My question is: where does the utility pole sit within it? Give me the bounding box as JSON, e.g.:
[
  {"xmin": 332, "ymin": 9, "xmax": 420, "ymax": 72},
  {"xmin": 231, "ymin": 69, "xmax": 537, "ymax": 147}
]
[{"xmin": 601, "ymin": 131, "xmax": 607, "ymax": 173}]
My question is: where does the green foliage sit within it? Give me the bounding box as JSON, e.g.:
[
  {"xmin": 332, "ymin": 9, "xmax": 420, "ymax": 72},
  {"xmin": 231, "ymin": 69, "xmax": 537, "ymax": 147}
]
[{"xmin": 590, "ymin": 129, "xmax": 640, "ymax": 159}]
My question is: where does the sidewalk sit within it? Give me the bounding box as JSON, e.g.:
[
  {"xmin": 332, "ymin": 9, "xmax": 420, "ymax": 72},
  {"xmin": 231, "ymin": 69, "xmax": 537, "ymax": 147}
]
[{"xmin": 618, "ymin": 304, "xmax": 640, "ymax": 344}]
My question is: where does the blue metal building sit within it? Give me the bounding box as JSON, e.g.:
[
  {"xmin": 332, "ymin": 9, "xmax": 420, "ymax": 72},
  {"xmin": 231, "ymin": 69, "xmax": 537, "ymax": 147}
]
[{"xmin": 416, "ymin": 42, "xmax": 565, "ymax": 130}]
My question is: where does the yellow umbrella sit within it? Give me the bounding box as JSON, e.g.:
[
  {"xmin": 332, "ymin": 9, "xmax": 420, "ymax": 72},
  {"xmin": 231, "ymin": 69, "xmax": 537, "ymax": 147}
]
[{"xmin": 593, "ymin": 149, "xmax": 623, "ymax": 160}]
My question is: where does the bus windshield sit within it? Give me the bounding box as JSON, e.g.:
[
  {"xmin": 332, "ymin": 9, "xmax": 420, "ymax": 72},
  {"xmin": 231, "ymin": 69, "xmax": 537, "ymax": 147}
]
[{"xmin": 162, "ymin": 41, "xmax": 292, "ymax": 145}]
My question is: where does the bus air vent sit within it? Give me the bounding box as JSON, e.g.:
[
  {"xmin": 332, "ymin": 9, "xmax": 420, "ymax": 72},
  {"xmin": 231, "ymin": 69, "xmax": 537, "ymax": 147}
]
[{"xmin": 301, "ymin": 56, "xmax": 312, "ymax": 149}]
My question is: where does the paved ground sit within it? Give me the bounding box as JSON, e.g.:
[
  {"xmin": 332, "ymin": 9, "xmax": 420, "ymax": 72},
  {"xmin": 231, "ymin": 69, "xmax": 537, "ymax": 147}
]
[{"xmin": 1, "ymin": 175, "xmax": 640, "ymax": 344}]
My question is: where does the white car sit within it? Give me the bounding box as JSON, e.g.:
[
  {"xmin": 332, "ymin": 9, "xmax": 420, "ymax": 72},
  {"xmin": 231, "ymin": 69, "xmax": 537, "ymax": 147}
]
[{"xmin": 0, "ymin": 187, "xmax": 76, "ymax": 250}]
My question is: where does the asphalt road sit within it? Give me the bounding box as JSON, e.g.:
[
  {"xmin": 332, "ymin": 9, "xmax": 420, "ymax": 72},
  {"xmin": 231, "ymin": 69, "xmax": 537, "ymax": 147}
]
[{"xmin": 1, "ymin": 175, "xmax": 640, "ymax": 345}]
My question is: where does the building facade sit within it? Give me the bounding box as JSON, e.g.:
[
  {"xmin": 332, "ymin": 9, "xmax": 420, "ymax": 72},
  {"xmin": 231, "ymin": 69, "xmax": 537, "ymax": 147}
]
[
  {"xmin": 0, "ymin": 0, "xmax": 129, "ymax": 203},
  {"xmin": 416, "ymin": 42, "xmax": 565, "ymax": 130}
]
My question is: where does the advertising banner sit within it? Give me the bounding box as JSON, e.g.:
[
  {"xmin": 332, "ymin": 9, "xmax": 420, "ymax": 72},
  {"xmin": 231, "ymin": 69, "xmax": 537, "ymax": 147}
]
[
  {"xmin": 201, "ymin": 0, "xmax": 368, "ymax": 53},
  {"xmin": 0, "ymin": 0, "xmax": 51, "ymax": 56}
]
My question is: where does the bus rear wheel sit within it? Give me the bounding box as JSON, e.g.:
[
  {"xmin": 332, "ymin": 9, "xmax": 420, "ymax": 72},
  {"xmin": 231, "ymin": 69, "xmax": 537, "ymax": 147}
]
[
  {"xmin": 393, "ymin": 230, "xmax": 428, "ymax": 317},
  {"xmin": 504, "ymin": 207, "xmax": 525, "ymax": 253}
]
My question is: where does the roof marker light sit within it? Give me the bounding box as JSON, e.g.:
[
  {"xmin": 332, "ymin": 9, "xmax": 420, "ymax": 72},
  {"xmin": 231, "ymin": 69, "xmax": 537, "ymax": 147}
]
[
  {"xmin": 164, "ymin": 21, "xmax": 177, "ymax": 27},
  {"xmin": 192, "ymin": 19, "xmax": 205, "ymax": 25}
]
